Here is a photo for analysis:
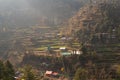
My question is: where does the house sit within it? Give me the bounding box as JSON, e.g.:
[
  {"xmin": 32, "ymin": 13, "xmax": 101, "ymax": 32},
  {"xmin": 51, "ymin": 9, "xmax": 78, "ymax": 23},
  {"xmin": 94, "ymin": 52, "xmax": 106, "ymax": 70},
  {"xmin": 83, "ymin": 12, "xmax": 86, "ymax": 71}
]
[
  {"xmin": 60, "ymin": 47, "xmax": 68, "ymax": 52},
  {"xmin": 45, "ymin": 71, "xmax": 53, "ymax": 76},
  {"xmin": 60, "ymin": 52, "xmax": 72, "ymax": 56},
  {"xmin": 72, "ymin": 50, "xmax": 82, "ymax": 55},
  {"xmin": 45, "ymin": 70, "xmax": 59, "ymax": 78}
]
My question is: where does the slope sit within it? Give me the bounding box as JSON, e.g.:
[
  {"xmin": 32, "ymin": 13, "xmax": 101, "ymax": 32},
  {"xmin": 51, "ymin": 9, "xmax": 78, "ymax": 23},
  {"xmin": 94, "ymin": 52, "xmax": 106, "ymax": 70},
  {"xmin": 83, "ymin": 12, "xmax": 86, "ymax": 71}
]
[{"xmin": 67, "ymin": 1, "xmax": 120, "ymax": 44}]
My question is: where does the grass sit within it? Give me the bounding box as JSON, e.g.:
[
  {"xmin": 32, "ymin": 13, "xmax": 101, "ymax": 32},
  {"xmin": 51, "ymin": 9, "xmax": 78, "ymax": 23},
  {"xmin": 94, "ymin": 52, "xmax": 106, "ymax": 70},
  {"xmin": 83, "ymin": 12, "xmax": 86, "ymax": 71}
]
[
  {"xmin": 72, "ymin": 43, "xmax": 80, "ymax": 45},
  {"xmin": 51, "ymin": 46, "xmax": 66, "ymax": 49},
  {"xmin": 34, "ymin": 40, "xmax": 81, "ymax": 51},
  {"xmin": 34, "ymin": 45, "xmax": 66, "ymax": 51},
  {"xmin": 35, "ymin": 47, "xmax": 47, "ymax": 51},
  {"xmin": 110, "ymin": 43, "xmax": 120, "ymax": 47},
  {"xmin": 97, "ymin": 48, "xmax": 112, "ymax": 52}
]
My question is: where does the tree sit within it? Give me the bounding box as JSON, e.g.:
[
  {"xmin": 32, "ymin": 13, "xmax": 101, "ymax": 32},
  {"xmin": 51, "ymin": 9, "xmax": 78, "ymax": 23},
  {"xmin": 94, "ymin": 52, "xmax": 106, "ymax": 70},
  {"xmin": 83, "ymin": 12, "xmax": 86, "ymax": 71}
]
[
  {"xmin": 22, "ymin": 65, "xmax": 36, "ymax": 80},
  {"xmin": 81, "ymin": 44, "xmax": 88, "ymax": 55},
  {"xmin": 4, "ymin": 60, "xmax": 15, "ymax": 80},
  {"xmin": 74, "ymin": 68, "xmax": 88, "ymax": 80},
  {"xmin": 0, "ymin": 60, "xmax": 4, "ymax": 79},
  {"xmin": 115, "ymin": 65, "xmax": 120, "ymax": 80}
]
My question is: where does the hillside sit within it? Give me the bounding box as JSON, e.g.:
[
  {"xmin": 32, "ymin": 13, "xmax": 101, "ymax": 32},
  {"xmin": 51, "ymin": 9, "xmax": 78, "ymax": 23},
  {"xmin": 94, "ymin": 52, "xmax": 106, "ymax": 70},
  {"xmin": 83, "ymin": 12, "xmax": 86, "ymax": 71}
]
[
  {"xmin": 0, "ymin": 0, "xmax": 88, "ymax": 64},
  {"xmin": 67, "ymin": 1, "xmax": 120, "ymax": 44}
]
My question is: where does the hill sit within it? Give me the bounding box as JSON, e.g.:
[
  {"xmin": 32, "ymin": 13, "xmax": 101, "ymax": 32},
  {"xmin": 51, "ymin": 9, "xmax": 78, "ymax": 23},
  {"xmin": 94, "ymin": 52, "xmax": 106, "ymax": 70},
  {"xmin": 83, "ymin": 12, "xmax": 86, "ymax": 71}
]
[
  {"xmin": 0, "ymin": 0, "xmax": 89, "ymax": 64},
  {"xmin": 67, "ymin": 1, "xmax": 120, "ymax": 44}
]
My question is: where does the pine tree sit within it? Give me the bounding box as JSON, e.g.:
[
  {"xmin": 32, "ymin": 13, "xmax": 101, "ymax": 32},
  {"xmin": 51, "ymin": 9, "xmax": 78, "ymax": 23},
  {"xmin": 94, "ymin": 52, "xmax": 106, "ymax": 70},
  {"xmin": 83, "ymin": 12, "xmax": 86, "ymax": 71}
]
[{"xmin": 4, "ymin": 60, "xmax": 15, "ymax": 80}]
